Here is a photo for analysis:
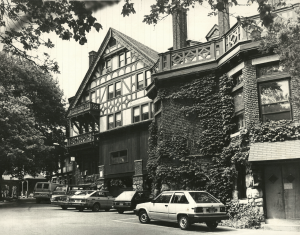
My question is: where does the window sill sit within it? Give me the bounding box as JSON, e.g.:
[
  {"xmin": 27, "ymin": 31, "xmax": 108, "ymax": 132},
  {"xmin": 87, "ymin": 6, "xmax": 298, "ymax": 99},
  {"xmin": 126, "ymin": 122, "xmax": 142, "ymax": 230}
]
[
  {"xmin": 230, "ymin": 131, "xmax": 240, "ymax": 138},
  {"xmin": 232, "ymin": 82, "xmax": 244, "ymax": 93}
]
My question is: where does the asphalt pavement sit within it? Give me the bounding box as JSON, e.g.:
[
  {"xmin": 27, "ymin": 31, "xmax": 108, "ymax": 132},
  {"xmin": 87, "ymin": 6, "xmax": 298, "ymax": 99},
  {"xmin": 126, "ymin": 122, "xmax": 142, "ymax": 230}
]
[{"xmin": 0, "ymin": 199, "xmax": 299, "ymax": 235}]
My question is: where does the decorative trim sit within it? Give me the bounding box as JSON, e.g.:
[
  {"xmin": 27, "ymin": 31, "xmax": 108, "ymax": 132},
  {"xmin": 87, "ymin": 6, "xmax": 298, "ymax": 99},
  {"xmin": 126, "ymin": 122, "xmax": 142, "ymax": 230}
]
[
  {"xmin": 227, "ymin": 62, "xmax": 244, "ymax": 77},
  {"xmin": 252, "ymin": 55, "xmax": 280, "ymax": 65}
]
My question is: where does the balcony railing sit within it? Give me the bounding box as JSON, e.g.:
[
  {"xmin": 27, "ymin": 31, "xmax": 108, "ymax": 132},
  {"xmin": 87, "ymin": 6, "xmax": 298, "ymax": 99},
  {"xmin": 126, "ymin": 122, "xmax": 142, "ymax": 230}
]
[
  {"xmin": 68, "ymin": 102, "xmax": 100, "ymax": 117},
  {"xmin": 67, "ymin": 132, "xmax": 98, "ymax": 147},
  {"xmin": 155, "ymin": 23, "xmax": 249, "ymax": 73}
]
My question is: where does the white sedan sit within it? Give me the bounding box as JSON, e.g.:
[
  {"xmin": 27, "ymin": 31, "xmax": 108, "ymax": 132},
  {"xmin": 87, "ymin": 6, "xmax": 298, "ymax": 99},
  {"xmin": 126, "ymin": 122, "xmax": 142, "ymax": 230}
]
[{"xmin": 134, "ymin": 191, "xmax": 229, "ymax": 230}]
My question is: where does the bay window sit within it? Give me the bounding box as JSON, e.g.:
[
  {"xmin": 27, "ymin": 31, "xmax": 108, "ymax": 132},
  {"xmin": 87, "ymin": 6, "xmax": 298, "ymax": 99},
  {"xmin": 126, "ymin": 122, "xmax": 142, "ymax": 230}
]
[{"xmin": 259, "ymin": 80, "xmax": 291, "ymax": 122}]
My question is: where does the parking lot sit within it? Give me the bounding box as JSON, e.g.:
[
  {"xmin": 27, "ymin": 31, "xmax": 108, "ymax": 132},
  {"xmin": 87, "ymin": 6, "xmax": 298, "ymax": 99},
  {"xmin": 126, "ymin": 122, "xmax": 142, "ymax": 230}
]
[{"xmin": 0, "ymin": 199, "xmax": 299, "ymax": 235}]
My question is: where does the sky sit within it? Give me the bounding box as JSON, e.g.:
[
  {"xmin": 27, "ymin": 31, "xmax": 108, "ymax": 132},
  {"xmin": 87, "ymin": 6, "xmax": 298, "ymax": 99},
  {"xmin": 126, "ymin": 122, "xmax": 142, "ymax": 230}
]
[{"xmin": 9, "ymin": 0, "xmax": 298, "ymax": 102}]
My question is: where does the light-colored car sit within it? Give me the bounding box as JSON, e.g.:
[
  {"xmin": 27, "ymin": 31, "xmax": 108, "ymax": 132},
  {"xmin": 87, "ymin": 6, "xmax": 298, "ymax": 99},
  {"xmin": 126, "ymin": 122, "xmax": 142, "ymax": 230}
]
[
  {"xmin": 134, "ymin": 191, "xmax": 229, "ymax": 230},
  {"xmin": 69, "ymin": 190, "xmax": 114, "ymax": 212}
]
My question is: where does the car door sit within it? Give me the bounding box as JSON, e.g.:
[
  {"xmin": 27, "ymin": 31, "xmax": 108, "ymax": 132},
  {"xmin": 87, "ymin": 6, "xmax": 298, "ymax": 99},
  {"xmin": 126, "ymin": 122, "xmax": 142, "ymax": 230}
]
[
  {"xmin": 97, "ymin": 191, "xmax": 108, "ymax": 208},
  {"xmin": 168, "ymin": 192, "xmax": 190, "ymax": 221},
  {"xmin": 88, "ymin": 192, "xmax": 98, "ymax": 207},
  {"xmin": 148, "ymin": 192, "xmax": 173, "ymax": 221},
  {"xmin": 104, "ymin": 192, "xmax": 114, "ymax": 208}
]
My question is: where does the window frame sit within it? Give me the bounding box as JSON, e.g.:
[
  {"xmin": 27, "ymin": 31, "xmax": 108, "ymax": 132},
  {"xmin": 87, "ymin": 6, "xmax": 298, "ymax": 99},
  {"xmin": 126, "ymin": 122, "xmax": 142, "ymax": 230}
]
[
  {"xmin": 119, "ymin": 53, "xmax": 125, "ymax": 68},
  {"xmin": 109, "ymin": 149, "xmax": 128, "ymax": 165},
  {"xmin": 258, "ymin": 78, "xmax": 292, "ymax": 122},
  {"xmin": 115, "ymin": 112, "xmax": 122, "ymax": 128},
  {"xmin": 232, "ymin": 88, "xmax": 245, "ymax": 133},
  {"xmin": 108, "ymin": 114, "xmax": 114, "ymax": 130},
  {"xmin": 126, "ymin": 51, "xmax": 131, "ymax": 64},
  {"xmin": 132, "ymin": 103, "xmax": 152, "ymax": 123}
]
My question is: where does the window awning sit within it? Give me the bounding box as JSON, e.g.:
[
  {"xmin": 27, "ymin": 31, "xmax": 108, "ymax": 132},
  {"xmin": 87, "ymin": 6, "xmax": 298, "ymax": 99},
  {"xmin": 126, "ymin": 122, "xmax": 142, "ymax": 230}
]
[{"xmin": 249, "ymin": 140, "xmax": 300, "ymax": 162}]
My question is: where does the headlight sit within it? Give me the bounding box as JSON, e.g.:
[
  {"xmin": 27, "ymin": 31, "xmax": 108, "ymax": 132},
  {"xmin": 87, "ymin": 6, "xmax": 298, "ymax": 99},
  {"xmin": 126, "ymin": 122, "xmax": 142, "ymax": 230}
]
[{"xmin": 81, "ymin": 199, "xmax": 86, "ymax": 203}]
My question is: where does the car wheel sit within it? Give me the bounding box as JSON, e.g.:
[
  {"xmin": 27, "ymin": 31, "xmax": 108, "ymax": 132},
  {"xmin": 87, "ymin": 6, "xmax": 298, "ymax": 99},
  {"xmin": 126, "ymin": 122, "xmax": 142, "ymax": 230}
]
[
  {"xmin": 92, "ymin": 203, "xmax": 100, "ymax": 212},
  {"xmin": 139, "ymin": 210, "xmax": 150, "ymax": 224},
  {"xmin": 105, "ymin": 208, "xmax": 110, "ymax": 212},
  {"xmin": 61, "ymin": 206, "xmax": 67, "ymax": 210},
  {"xmin": 36, "ymin": 199, "xmax": 41, "ymax": 204},
  {"xmin": 178, "ymin": 215, "xmax": 190, "ymax": 230},
  {"xmin": 206, "ymin": 221, "xmax": 218, "ymax": 230},
  {"xmin": 117, "ymin": 209, "xmax": 124, "ymax": 214},
  {"xmin": 78, "ymin": 207, "xmax": 84, "ymax": 212}
]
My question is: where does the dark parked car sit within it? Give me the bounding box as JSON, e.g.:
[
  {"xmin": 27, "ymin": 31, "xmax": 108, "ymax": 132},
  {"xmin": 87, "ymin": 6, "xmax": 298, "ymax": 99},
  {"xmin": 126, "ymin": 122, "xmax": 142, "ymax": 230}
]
[{"xmin": 113, "ymin": 191, "xmax": 153, "ymax": 214}]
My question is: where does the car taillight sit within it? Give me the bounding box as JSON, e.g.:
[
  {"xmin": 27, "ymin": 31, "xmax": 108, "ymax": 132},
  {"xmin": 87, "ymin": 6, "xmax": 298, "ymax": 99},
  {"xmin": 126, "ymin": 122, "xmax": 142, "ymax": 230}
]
[
  {"xmin": 220, "ymin": 207, "xmax": 226, "ymax": 212},
  {"xmin": 194, "ymin": 207, "xmax": 203, "ymax": 213}
]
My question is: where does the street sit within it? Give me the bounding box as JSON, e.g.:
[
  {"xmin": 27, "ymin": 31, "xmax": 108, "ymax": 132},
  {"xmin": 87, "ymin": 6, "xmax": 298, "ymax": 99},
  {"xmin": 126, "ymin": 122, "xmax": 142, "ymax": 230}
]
[{"xmin": 0, "ymin": 199, "xmax": 299, "ymax": 235}]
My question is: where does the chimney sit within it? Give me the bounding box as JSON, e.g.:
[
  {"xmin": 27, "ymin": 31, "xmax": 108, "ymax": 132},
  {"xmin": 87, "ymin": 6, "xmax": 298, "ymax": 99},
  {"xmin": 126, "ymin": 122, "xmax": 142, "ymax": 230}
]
[
  {"xmin": 218, "ymin": 2, "xmax": 230, "ymax": 36},
  {"xmin": 89, "ymin": 51, "xmax": 97, "ymax": 66},
  {"xmin": 172, "ymin": 9, "xmax": 187, "ymax": 50}
]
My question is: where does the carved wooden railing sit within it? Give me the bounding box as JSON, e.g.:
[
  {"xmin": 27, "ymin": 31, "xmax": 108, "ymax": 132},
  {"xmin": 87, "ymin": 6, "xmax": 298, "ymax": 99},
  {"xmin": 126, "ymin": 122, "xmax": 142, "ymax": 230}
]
[
  {"xmin": 67, "ymin": 132, "xmax": 97, "ymax": 147},
  {"xmin": 156, "ymin": 23, "xmax": 250, "ymax": 72},
  {"xmin": 69, "ymin": 102, "xmax": 100, "ymax": 117}
]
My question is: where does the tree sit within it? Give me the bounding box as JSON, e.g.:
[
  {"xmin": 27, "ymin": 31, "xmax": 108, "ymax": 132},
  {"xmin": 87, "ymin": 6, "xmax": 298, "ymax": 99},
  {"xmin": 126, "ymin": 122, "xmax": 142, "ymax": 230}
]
[
  {"xmin": 0, "ymin": 0, "xmax": 121, "ymax": 73},
  {"xmin": 0, "ymin": 53, "xmax": 66, "ymax": 199}
]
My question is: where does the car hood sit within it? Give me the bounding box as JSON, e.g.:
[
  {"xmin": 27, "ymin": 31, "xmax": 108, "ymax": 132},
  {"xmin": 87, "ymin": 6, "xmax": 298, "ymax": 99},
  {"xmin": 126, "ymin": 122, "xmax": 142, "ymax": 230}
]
[{"xmin": 70, "ymin": 195, "xmax": 88, "ymax": 199}]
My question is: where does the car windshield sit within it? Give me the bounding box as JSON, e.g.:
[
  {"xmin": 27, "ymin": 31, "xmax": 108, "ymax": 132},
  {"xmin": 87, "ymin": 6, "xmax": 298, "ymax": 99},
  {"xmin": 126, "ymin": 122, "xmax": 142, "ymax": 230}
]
[
  {"xmin": 189, "ymin": 192, "xmax": 219, "ymax": 203},
  {"xmin": 68, "ymin": 190, "xmax": 83, "ymax": 195},
  {"xmin": 54, "ymin": 186, "xmax": 67, "ymax": 192},
  {"xmin": 116, "ymin": 191, "xmax": 136, "ymax": 200},
  {"xmin": 75, "ymin": 190, "xmax": 95, "ymax": 196}
]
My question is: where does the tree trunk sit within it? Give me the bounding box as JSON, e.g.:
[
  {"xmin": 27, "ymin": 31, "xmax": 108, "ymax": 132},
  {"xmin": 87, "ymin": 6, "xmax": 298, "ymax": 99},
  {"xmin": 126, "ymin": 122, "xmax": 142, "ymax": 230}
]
[{"xmin": 0, "ymin": 169, "xmax": 5, "ymax": 201}]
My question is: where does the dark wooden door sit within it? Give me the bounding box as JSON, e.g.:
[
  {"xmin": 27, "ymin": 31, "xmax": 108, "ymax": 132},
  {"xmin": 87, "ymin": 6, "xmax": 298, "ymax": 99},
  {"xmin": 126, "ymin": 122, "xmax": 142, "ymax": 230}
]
[
  {"xmin": 282, "ymin": 163, "xmax": 300, "ymax": 219},
  {"xmin": 265, "ymin": 165, "xmax": 285, "ymax": 219},
  {"xmin": 265, "ymin": 163, "xmax": 300, "ymax": 219}
]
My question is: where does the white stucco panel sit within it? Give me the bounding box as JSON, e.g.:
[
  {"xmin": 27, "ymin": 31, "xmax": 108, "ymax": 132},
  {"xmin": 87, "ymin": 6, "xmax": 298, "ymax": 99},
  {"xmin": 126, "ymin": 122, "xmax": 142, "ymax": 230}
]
[
  {"xmin": 123, "ymin": 108, "xmax": 132, "ymax": 126},
  {"xmin": 100, "ymin": 116, "xmax": 107, "ymax": 132}
]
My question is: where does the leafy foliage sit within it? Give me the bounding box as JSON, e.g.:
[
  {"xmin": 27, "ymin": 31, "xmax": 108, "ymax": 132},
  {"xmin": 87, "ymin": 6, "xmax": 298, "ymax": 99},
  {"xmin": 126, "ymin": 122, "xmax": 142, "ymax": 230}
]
[
  {"xmin": 0, "ymin": 0, "xmax": 120, "ymax": 73},
  {"xmin": 222, "ymin": 200, "xmax": 264, "ymax": 229},
  {"xmin": 0, "ymin": 53, "xmax": 66, "ymax": 182},
  {"xmin": 147, "ymin": 73, "xmax": 237, "ymax": 202},
  {"xmin": 251, "ymin": 120, "xmax": 300, "ymax": 142}
]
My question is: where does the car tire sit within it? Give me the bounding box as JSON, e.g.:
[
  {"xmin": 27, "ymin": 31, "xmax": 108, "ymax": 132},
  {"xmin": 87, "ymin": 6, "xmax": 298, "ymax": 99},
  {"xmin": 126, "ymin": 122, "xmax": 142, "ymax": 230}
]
[
  {"xmin": 105, "ymin": 208, "xmax": 110, "ymax": 212},
  {"xmin": 36, "ymin": 199, "xmax": 41, "ymax": 204},
  {"xmin": 61, "ymin": 206, "xmax": 67, "ymax": 210},
  {"xmin": 178, "ymin": 215, "xmax": 190, "ymax": 230},
  {"xmin": 139, "ymin": 210, "xmax": 150, "ymax": 224},
  {"xmin": 117, "ymin": 209, "xmax": 124, "ymax": 214},
  {"xmin": 78, "ymin": 207, "xmax": 84, "ymax": 212},
  {"xmin": 92, "ymin": 203, "xmax": 100, "ymax": 212},
  {"xmin": 206, "ymin": 221, "xmax": 218, "ymax": 230}
]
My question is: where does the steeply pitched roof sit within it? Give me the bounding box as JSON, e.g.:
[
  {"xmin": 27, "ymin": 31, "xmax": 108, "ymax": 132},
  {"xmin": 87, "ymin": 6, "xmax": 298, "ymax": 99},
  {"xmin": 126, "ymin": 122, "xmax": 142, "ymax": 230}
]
[
  {"xmin": 67, "ymin": 28, "xmax": 159, "ymax": 115},
  {"xmin": 249, "ymin": 140, "xmax": 300, "ymax": 162},
  {"xmin": 205, "ymin": 24, "xmax": 219, "ymax": 41}
]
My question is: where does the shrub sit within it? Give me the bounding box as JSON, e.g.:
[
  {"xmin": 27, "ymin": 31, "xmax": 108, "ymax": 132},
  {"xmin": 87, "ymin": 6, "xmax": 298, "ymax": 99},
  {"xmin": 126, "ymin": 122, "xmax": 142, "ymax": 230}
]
[{"xmin": 221, "ymin": 200, "xmax": 263, "ymax": 229}]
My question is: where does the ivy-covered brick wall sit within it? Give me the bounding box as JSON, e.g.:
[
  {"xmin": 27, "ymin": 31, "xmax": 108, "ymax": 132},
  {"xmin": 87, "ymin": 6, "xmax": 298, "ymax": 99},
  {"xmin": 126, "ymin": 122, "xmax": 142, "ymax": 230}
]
[{"xmin": 243, "ymin": 60, "xmax": 260, "ymax": 126}]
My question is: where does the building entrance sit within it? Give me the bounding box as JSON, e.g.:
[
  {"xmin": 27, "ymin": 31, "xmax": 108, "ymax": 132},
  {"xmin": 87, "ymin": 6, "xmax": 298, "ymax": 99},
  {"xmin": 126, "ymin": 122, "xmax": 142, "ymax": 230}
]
[{"xmin": 265, "ymin": 163, "xmax": 300, "ymax": 219}]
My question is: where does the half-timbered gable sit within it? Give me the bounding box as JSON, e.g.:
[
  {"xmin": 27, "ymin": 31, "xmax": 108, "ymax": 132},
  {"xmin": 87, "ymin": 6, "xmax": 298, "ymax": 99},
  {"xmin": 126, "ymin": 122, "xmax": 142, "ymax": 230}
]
[{"xmin": 65, "ymin": 28, "xmax": 158, "ymax": 189}]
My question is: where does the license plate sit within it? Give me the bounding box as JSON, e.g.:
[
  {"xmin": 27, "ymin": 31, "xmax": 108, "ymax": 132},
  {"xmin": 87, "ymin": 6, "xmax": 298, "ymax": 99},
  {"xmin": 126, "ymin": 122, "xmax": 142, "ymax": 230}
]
[
  {"xmin": 119, "ymin": 203, "xmax": 123, "ymax": 206},
  {"xmin": 75, "ymin": 200, "xmax": 81, "ymax": 203}
]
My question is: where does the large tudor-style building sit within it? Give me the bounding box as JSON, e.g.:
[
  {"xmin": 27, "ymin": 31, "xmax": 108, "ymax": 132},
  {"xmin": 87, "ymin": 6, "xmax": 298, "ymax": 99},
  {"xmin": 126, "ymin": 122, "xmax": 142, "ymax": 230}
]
[{"xmin": 54, "ymin": 3, "xmax": 300, "ymax": 228}]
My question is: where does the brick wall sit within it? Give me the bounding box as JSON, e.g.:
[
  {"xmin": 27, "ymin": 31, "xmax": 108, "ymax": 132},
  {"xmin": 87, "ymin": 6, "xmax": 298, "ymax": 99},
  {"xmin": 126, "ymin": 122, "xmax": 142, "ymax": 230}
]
[{"xmin": 243, "ymin": 60, "xmax": 260, "ymax": 127}]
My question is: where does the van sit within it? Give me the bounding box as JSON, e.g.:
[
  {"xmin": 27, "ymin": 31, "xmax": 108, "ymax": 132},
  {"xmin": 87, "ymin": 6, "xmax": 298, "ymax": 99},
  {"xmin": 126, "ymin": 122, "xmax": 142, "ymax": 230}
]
[{"xmin": 33, "ymin": 182, "xmax": 63, "ymax": 203}]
